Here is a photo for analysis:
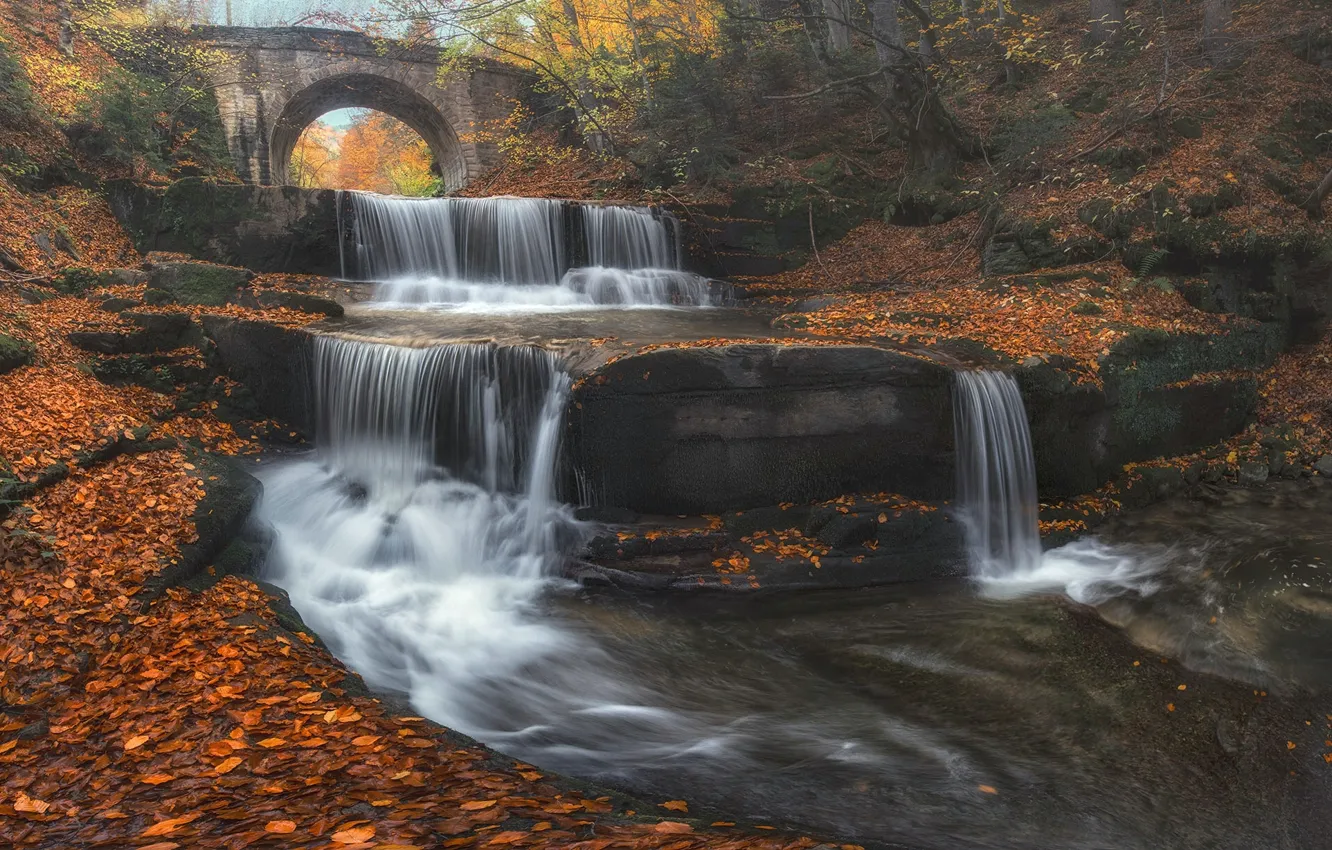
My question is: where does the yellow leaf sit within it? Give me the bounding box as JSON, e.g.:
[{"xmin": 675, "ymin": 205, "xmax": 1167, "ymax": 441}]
[
  {"xmin": 257, "ymin": 738, "xmax": 287, "ymax": 748},
  {"xmin": 660, "ymin": 800, "xmax": 689, "ymax": 813},
  {"xmin": 213, "ymin": 756, "xmax": 243, "ymax": 775},
  {"xmin": 124, "ymin": 735, "xmax": 150, "ymax": 751},
  {"xmin": 140, "ymin": 774, "xmax": 174, "ymax": 785},
  {"xmin": 460, "ymin": 800, "xmax": 497, "ymax": 811},
  {"xmin": 13, "ymin": 792, "xmax": 51, "ymax": 814},
  {"xmin": 487, "ymin": 831, "xmax": 527, "ymax": 845},
  {"xmin": 351, "ymin": 735, "xmax": 381, "ymax": 746},
  {"xmin": 653, "ymin": 821, "xmax": 692, "ymax": 834},
  {"xmin": 978, "ymin": 785, "xmax": 998, "ymax": 795},
  {"xmin": 265, "ymin": 820, "xmax": 297, "ymax": 834},
  {"xmin": 332, "ymin": 825, "xmax": 375, "ymax": 843},
  {"xmin": 296, "ymin": 691, "xmax": 322, "ymax": 704},
  {"xmin": 141, "ymin": 813, "xmax": 200, "ymax": 837}
]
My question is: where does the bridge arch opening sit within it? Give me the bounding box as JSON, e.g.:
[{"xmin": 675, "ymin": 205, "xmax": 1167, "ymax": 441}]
[
  {"xmin": 270, "ymin": 73, "xmax": 468, "ymax": 192},
  {"xmin": 289, "ymin": 109, "xmax": 440, "ymax": 195}
]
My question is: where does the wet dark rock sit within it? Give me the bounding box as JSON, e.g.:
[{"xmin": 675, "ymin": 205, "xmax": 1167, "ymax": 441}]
[
  {"xmin": 106, "ymin": 268, "xmax": 148, "ymax": 287},
  {"xmin": 68, "ymin": 312, "xmax": 201, "ymax": 355},
  {"xmin": 815, "ymin": 513, "xmax": 878, "ymax": 550},
  {"xmin": 1184, "ymin": 460, "xmax": 1208, "ymax": 486},
  {"xmin": 137, "ymin": 452, "xmax": 263, "ymax": 605},
  {"xmin": 1238, "ymin": 462, "xmax": 1270, "ymax": 486},
  {"xmin": 1018, "ymin": 326, "xmax": 1280, "ymax": 498},
  {"xmin": 201, "ymin": 315, "xmax": 315, "ymax": 436},
  {"xmin": 254, "ymin": 289, "xmax": 344, "ymax": 317},
  {"xmin": 724, "ymin": 504, "xmax": 810, "ymax": 537},
  {"xmin": 568, "ymin": 344, "xmax": 954, "ymax": 514},
  {"xmin": 19, "ymin": 288, "xmax": 56, "ymax": 305},
  {"xmin": 66, "ymin": 331, "xmax": 125, "ymax": 355},
  {"xmin": 98, "ymin": 296, "xmax": 141, "ymax": 312},
  {"xmin": 107, "ymin": 178, "xmax": 347, "ymax": 275},
  {"xmin": 574, "ymin": 505, "xmax": 638, "ymax": 524},
  {"xmin": 1315, "ymin": 455, "xmax": 1332, "ymax": 477}
]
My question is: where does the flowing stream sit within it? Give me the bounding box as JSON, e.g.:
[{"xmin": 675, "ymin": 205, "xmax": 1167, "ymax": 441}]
[{"xmin": 256, "ymin": 199, "xmax": 1332, "ymax": 850}]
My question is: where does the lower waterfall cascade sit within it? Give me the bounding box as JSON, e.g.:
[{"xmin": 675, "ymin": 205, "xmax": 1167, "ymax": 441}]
[
  {"xmin": 245, "ymin": 281, "xmax": 1332, "ymax": 850},
  {"xmin": 952, "ymin": 370, "xmax": 1165, "ymax": 603}
]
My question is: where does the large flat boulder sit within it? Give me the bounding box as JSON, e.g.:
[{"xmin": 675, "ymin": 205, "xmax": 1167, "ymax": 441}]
[{"xmin": 567, "ymin": 344, "xmax": 954, "ymax": 514}]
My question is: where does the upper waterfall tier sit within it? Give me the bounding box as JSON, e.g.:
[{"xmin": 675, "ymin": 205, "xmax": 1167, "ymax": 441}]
[{"xmin": 339, "ymin": 193, "xmax": 682, "ymax": 285}]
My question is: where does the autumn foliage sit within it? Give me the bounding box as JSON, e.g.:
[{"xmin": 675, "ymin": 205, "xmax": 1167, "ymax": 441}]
[{"xmin": 291, "ymin": 111, "xmax": 440, "ymax": 196}]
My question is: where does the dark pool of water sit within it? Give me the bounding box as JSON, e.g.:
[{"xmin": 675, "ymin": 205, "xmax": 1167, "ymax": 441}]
[{"xmin": 500, "ymin": 483, "xmax": 1332, "ymax": 850}]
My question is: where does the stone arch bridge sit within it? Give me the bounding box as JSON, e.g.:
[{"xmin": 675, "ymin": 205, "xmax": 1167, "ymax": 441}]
[{"xmin": 184, "ymin": 26, "xmax": 528, "ymax": 190}]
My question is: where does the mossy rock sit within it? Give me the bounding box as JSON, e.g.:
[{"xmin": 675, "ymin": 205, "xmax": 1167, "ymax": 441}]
[
  {"xmin": 1072, "ymin": 300, "xmax": 1104, "ymax": 316},
  {"xmin": 1171, "ymin": 116, "xmax": 1204, "ymax": 140},
  {"xmin": 148, "ymin": 261, "xmax": 252, "ymax": 306},
  {"xmin": 983, "ymin": 216, "xmax": 1109, "ymax": 275},
  {"xmin": 51, "ymin": 266, "xmax": 115, "ymax": 295},
  {"xmin": 0, "ymin": 332, "xmax": 34, "ymax": 374},
  {"xmin": 1067, "ymin": 86, "xmax": 1109, "ymax": 114},
  {"xmin": 1091, "ymin": 146, "xmax": 1148, "ymax": 183}
]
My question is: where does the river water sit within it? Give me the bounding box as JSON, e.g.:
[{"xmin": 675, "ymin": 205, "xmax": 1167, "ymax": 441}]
[{"xmin": 254, "ymin": 195, "xmax": 1332, "ymax": 850}]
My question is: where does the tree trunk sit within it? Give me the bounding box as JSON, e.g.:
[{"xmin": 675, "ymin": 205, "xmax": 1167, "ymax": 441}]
[
  {"xmin": 871, "ymin": 0, "xmax": 906, "ymax": 66},
  {"xmin": 824, "ymin": 0, "xmax": 852, "ymax": 53},
  {"xmin": 1304, "ymin": 167, "xmax": 1332, "ymax": 219},
  {"xmin": 1088, "ymin": 0, "xmax": 1124, "ymax": 45},
  {"xmin": 870, "ymin": 0, "xmax": 973, "ymax": 171},
  {"xmin": 1202, "ymin": 0, "xmax": 1238, "ymax": 66}
]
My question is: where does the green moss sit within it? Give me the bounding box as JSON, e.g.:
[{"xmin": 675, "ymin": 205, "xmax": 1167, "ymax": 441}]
[
  {"xmin": 1072, "ymin": 300, "xmax": 1104, "ymax": 316},
  {"xmin": 0, "ymin": 332, "xmax": 34, "ymax": 374},
  {"xmin": 52, "ymin": 267, "xmax": 115, "ymax": 295},
  {"xmin": 149, "ymin": 262, "xmax": 249, "ymax": 306}
]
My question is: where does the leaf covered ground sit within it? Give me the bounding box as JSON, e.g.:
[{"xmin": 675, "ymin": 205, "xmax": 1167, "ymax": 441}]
[{"xmin": 0, "ymin": 279, "xmax": 838, "ymax": 848}]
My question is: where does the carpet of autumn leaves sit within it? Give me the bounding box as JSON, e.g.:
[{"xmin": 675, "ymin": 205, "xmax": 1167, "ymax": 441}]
[{"xmin": 0, "ymin": 292, "xmax": 835, "ymax": 849}]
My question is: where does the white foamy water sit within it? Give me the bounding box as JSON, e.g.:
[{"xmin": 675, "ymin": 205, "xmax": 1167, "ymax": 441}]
[
  {"xmin": 372, "ymin": 267, "xmax": 718, "ymax": 312},
  {"xmin": 258, "ymin": 336, "xmax": 756, "ymax": 764},
  {"xmin": 953, "ymin": 370, "xmax": 1167, "ymax": 602},
  {"xmin": 339, "ymin": 193, "xmax": 715, "ymax": 309}
]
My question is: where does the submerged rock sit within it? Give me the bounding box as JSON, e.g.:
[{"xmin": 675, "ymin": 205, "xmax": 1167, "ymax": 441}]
[{"xmin": 1238, "ymin": 461, "xmax": 1270, "ymax": 486}]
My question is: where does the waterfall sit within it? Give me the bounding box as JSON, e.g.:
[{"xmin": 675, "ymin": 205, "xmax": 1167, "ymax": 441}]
[
  {"xmin": 582, "ymin": 204, "xmax": 680, "ymax": 269},
  {"xmin": 953, "ymin": 370, "xmax": 1042, "ymax": 578},
  {"xmin": 347, "ymin": 194, "xmax": 568, "ymax": 285},
  {"xmin": 339, "ymin": 192, "xmax": 716, "ymax": 308},
  {"xmin": 258, "ymin": 336, "xmax": 583, "ymax": 716}
]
